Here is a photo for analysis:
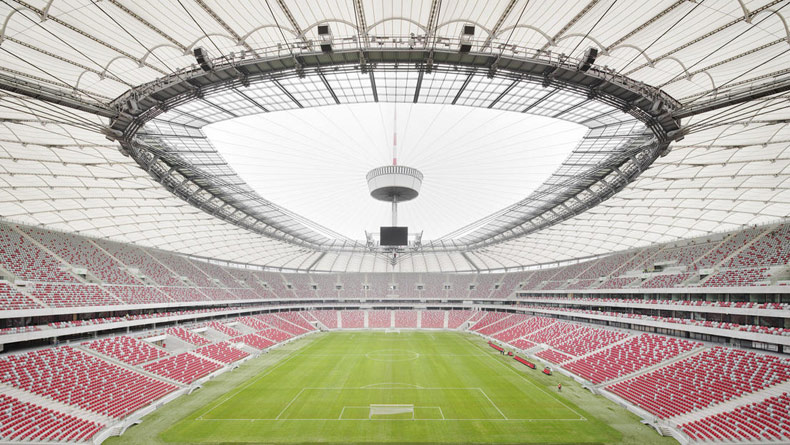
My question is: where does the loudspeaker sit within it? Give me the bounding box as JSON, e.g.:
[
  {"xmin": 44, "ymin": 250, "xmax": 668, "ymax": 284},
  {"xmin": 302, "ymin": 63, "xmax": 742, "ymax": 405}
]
[
  {"xmin": 193, "ymin": 47, "xmax": 213, "ymax": 72},
  {"xmin": 577, "ymin": 47, "xmax": 598, "ymax": 72}
]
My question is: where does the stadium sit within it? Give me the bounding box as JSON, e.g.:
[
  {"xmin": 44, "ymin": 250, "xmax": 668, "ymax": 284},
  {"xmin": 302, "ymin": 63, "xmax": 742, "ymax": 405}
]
[{"xmin": 0, "ymin": 0, "xmax": 789, "ymax": 443}]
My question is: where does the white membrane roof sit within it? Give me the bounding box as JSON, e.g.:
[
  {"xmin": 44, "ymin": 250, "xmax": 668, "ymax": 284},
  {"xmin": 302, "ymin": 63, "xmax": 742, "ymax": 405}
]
[{"xmin": 0, "ymin": 0, "xmax": 788, "ymax": 272}]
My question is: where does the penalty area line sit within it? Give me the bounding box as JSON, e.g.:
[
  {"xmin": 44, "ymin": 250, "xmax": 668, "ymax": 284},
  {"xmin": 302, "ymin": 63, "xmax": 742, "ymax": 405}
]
[{"xmin": 463, "ymin": 335, "xmax": 587, "ymax": 421}]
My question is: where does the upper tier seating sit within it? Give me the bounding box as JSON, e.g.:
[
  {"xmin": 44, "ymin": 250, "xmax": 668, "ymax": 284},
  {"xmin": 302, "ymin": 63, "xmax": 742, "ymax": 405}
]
[
  {"xmin": 94, "ymin": 239, "xmax": 181, "ymax": 286},
  {"xmin": 148, "ymin": 251, "xmax": 214, "ymax": 288},
  {"xmin": 0, "ymin": 394, "xmax": 104, "ymax": 442},
  {"xmin": 726, "ymin": 224, "xmax": 790, "ymax": 268},
  {"xmin": 392, "ymin": 274, "xmax": 419, "ymax": 299},
  {"xmin": 0, "ymin": 346, "xmax": 176, "ymax": 418},
  {"xmin": 563, "ymin": 334, "xmax": 701, "ymax": 384},
  {"xmin": 447, "ymin": 310, "xmax": 475, "ymax": 329},
  {"xmin": 368, "ymin": 310, "xmax": 392, "ymax": 328},
  {"xmin": 0, "ymin": 281, "xmax": 41, "ymax": 310},
  {"xmin": 598, "ymin": 277, "xmax": 639, "ymax": 289},
  {"xmin": 394, "ymin": 310, "xmax": 418, "ymax": 328},
  {"xmin": 338, "ymin": 274, "xmax": 364, "ymax": 299},
  {"xmin": 227, "ymin": 269, "xmax": 273, "ymax": 298},
  {"xmin": 194, "ymin": 342, "xmax": 249, "ymax": 364},
  {"xmin": 21, "ymin": 226, "xmax": 138, "ymax": 285},
  {"xmin": 105, "ymin": 285, "xmax": 172, "ymax": 304},
  {"xmin": 29, "ymin": 283, "xmax": 119, "ymax": 308},
  {"xmin": 310, "ymin": 273, "xmax": 338, "ymax": 299},
  {"xmin": 649, "ymin": 241, "xmax": 720, "ymax": 269},
  {"xmin": 607, "ymin": 348, "xmax": 790, "ymax": 419},
  {"xmin": 231, "ymin": 334, "xmax": 275, "ymax": 350},
  {"xmin": 640, "ymin": 273, "xmax": 691, "ymax": 288},
  {"xmin": 257, "ymin": 271, "xmax": 295, "ymax": 299},
  {"xmin": 702, "ymin": 268, "xmax": 771, "ymax": 287},
  {"xmin": 340, "ymin": 310, "xmax": 364, "ymax": 328},
  {"xmin": 83, "ymin": 336, "xmax": 168, "ymax": 365},
  {"xmin": 680, "ymin": 393, "xmax": 790, "ymax": 442},
  {"xmin": 166, "ymin": 327, "xmax": 210, "ymax": 346},
  {"xmin": 142, "ymin": 352, "xmax": 222, "ymax": 384},
  {"xmin": 366, "ymin": 274, "xmax": 392, "ymax": 298},
  {"xmin": 188, "ymin": 259, "xmax": 240, "ymax": 288},
  {"xmin": 696, "ymin": 227, "xmax": 762, "ymax": 268},
  {"xmin": 159, "ymin": 287, "xmax": 209, "ymax": 302},
  {"xmin": 446, "ymin": 274, "xmax": 472, "ymax": 298},
  {"xmin": 0, "ymin": 226, "xmax": 77, "ymax": 283},
  {"xmin": 467, "ymin": 274, "xmax": 500, "ymax": 299},
  {"xmin": 420, "ymin": 310, "xmax": 445, "ymax": 328},
  {"xmin": 310, "ymin": 310, "xmax": 339, "ymax": 329},
  {"xmin": 281, "ymin": 273, "xmax": 316, "ymax": 299},
  {"xmin": 489, "ymin": 272, "xmax": 528, "ymax": 299},
  {"xmin": 199, "ymin": 287, "xmax": 236, "ymax": 301},
  {"xmin": 420, "ymin": 274, "xmax": 447, "ymax": 299}
]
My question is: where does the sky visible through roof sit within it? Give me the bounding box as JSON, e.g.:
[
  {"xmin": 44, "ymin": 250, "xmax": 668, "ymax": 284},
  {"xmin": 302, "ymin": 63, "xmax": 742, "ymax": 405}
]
[{"xmin": 205, "ymin": 103, "xmax": 586, "ymax": 241}]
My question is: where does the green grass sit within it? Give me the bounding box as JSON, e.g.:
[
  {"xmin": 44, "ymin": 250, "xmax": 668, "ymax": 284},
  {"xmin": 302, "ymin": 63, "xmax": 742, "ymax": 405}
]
[{"xmin": 110, "ymin": 331, "xmax": 677, "ymax": 444}]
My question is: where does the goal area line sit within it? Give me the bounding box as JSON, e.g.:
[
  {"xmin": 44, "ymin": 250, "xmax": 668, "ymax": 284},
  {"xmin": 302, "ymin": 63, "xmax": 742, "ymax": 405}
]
[{"xmin": 201, "ymin": 386, "xmax": 586, "ymax": 422}]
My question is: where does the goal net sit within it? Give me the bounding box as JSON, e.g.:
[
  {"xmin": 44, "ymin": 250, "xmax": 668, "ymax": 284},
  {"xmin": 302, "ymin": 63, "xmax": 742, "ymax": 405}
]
[
  {"xmin": 369, "ymin": 404, "xmax": 414, "ymax": 419},
  {"xmin": 385, "ymin": 329, "xmax": 400, "ymax": 334}
]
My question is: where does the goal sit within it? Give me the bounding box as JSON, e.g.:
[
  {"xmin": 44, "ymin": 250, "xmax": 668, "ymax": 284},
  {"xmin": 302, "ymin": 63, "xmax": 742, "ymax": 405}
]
[
  {"xmin": 369, "ymin": 404, "xmax": 414, "ymax": 419},
  {"xmin": 385, "ymin": 328, "xmax": 400, "ymax": 334}
]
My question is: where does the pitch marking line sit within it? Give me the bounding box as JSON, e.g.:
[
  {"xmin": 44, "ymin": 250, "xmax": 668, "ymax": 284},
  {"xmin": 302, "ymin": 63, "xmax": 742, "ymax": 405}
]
[
  {"xmin": 209, "ymin": 386, "xmax": 582, "ymax": 422},
  {"xmin": 275, "ymin": 388, "xmax": 306, "ymax": 420},
  {"xmin": 463, "ymin": 335, "xmax": 587, "ymax": 421},
  {"xmin": 197, "ymin": 333, "xmax": 327, "ymax": 420},
  {"xmin": 476, "ymin": 388, "xmax": 507, "ymax": 420}
]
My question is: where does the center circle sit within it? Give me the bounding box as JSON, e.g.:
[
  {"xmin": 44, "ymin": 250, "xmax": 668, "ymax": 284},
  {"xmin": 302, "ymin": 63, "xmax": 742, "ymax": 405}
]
[{"xmin": 365, "ymin": 349, "xmax": 420, "ymax": 362}]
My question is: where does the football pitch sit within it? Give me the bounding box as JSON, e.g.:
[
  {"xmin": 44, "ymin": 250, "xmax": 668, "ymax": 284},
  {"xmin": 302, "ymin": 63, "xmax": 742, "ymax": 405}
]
[{"xmin": 111, "ymin": 331, "xmax": 677, "ymax": 444}]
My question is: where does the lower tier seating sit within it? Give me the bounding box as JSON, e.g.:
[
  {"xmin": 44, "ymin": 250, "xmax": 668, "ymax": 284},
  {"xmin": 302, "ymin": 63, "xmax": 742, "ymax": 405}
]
[
  {"xmin": 206, "ymin": 321, "xmax": 243, "ymax": 337},
  {"xmin": 256, "ymin": 314, "xmax": 308, "ymax": 335},
  {"xmin": 166, "ymin": 327, "xmax": 210, "ymax": 346},
  {"xmin": 510, "ymin": 338, "xmax": 536, "ymax": 350},
  {"xmin": 535, "ymin": 349, "xmax": 573, "ymax": 364},
  {"xmin": 232, "ymin": 333, "xmax": 275, "ymax": 350},
  {"xmin": 340, "ymin": 310, "xmax": 364, "ymax": 328},
  {"xmin": 368, "ymin": 310, "xmax": 392, "ymax": 328},
  {"xmin": 309, "ymin": 310, "xmax": 339, "ymax": 329},
  {"xmin": 0, "ymin": 394, "xmax": 104, "ymax": 442},
  {"xmin": 258, "ymin": 328, "xmax": 292, "ymax": 343},
  {"xmin": 194, "ymin": 342, "xmax": 249, "ymax": 364},
  {"xmin": 552, "ymin": 327, "xmax": 630, "ymax": 357},
  {"xmin": 563, "ymin": 334, "xmax": 701, "ymax": 384},
  {"xmin": 478, "ymin": 314, "xmax": 529, "ymax": 336},
  {"xmin": 143, "ymin": 352, "xmax": 222, "ymax": 384},
  {"xmin": 394, "ymin": 310, "xmax": 418, "ymax": 328},
  {"xmin": 680, "ymin": 393, "xmax": 790, "ymax": 442},
  {"xmin": 420, "ymin": 310, "xmax": 445, "ymax": 328},
  {"xmin": 607, "ymin": 348, "xmax": 790, "ymax": 419},
  {"xmin": 276, "ymin": 312, "xmax": 316, "ymax": 331},
  {"xmin": 82, "ymin": 336, "xmax": 168, "ymax": 365},
  {"xmin": 447, "ymin": 310, "xmax": 475, "ymax": 328},
  {"xmin": 0, "ymin": 346, "xmax": 176, "ymax": 418}
]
